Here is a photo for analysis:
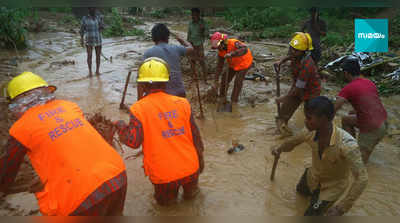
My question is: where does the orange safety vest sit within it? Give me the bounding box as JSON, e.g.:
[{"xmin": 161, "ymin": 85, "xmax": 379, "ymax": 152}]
[
  {"xmin": 130, "ymin": 92, "xmax": 199, "ymax": 184},
  {"xmin": 218, "ymin": 38, "xmax": 253, "ymax": 71},
  {"xmin": 9, "ymin": 100, "xmax": 126, "ymax": 216}
]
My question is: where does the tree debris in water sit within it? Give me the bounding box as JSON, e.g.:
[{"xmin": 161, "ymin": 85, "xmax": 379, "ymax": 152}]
[{"xmin": 86, "ymin": 112, "xmax": 124, "ymax": 154}]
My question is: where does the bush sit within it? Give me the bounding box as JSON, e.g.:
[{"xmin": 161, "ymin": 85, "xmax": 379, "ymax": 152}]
[
  {"xmin": 224, "ymin": 7, "xmax": 306, "ymax": 31},
  {"xmin": 48, "ymin": 7, "xmax": 72, "ymax": 13},
  {"xmin": 126, "ymin": 17, "xmax": 144, "ymax": 25},
  {"xmin": 149, "ymin": 9, "xmax": 167, "ymax": 18},
  {"xmin": 0, "ymin": 7, "xmax": 29, "ymax": 49},
  {"xmin": 103, "ymin": 8, "xmax": 145, "ymax": 37},
  {"xmin": 59, "ymin": 14, "xmax": 79, "ymax": 26},
  {"xmin": 103, "ymin": 8, "xmax": 124, "ymax": 37}
]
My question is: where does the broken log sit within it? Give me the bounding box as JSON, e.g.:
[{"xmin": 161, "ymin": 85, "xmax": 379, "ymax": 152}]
[
  {"xmin": 252, "ymin": 41, "xmax": 288, "ymax": 48},
  {"xmin": 361, "ymin": 56, "xmax": 400, "ymax": 71}
]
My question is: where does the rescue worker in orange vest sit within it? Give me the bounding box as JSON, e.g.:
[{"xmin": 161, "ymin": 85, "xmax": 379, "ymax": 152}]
[
  {"xmin": 114, "ymin": 57, "xmax": 205, "ymax": 206},
  {"xmin": 210, "ymin": 32, "xmax": 253, "ymax": 103},
  {"xmin": 0, "ymin": 72, "xmax": 127, "ymax": 216}
]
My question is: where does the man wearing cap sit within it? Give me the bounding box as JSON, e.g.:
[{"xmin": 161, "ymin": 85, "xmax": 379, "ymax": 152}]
[
  {"xmin": 210, "ymin": 32, "xmax": 253, "ymax": 103},
  {"xmin": 114, "ymin": 57, "xmax": 205, "ymax": 206},
  {"xmin": 0, "ymin": 72, "xmax": 127, "ymax": 216},
  {"xmin": 274, "ymin": 32, "xmax": 321, "ymax": 135},
  {"xmin": 334, "ymin": 57, "xmax": 388, "ymax": 164}
]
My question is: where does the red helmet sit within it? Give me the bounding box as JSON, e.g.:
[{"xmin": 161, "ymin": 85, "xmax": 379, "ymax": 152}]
[{"xmin": 210, "ymin": 32, "xmax": 228, "ymax": 49}]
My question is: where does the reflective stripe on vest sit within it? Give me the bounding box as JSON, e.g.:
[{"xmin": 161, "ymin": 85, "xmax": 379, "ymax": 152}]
[
  {"xmin": 218, "ymin": 39, "xmax": 253, "ymax": 71},
  {"xmin": 9, "ymin": 100, "xmax": 126, "ymax": 216},
  {"xmin": 130, "ymin": 92, "xmax": 199, "ymax": 184}
]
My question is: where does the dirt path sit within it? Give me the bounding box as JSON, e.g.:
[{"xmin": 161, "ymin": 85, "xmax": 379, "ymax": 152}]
[{"xmin": 0, "ymin": 13, "xmax": 399, "ymax": 216}]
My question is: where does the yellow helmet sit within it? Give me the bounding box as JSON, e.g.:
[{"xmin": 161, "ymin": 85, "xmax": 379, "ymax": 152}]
[
  {"xmin": 137, "ymin": 57, "xmax": 170, "ymax": 83},
  {"xmin": 289, "ymin": 32, "xmax": 313, "ymax": 51},
  {"xmin": 7, "ymin": 71, "xmax": 56, "ymax": 100}
]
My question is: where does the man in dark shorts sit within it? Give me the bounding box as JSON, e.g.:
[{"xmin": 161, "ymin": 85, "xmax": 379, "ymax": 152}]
[
  {"xmin": 335, "ymin": 56, "xmax": 388, "ymax": 164},
  {"xmin": 301, "ymin": 7, "xmax": 327, "ymax": 65},
  {"xmin": 187, "ymin": 8, "xmax": 209, "ymax": 83},
  {"xmin": 274, "ymin": 32, "xmax": 321, "ymax": 135},
  {"xmin": 272, "ymin": 96, "xmax": 368, "ymax": 216},
  {"xmin": 80, "ymin": 7, "xmax": 104, "ymax": 76},
  {"xmin": 142, "ymin": 24, "xmax": 194, "ymax": 98},
  {"xmin": 114, "ymin": 57, "xmax": 204, "ymax": 206}
]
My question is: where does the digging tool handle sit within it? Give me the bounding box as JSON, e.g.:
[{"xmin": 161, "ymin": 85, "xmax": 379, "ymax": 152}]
[
  {"xmin": 274, "ymin": 64, "xmax": 281, "ymax": 115},
  {"xmin": 270, "ymin": 153, "xmax": 280, "ymax": 181},
  {"xmin": 120, "ymin": 71, "xmax": 132, "ymax": 109},
  {"xmin": 101, "ymin": 52, "xmax": 109, "ymax": 61},
  {"xmin": 190, "ymin": 60, "xmax": 205, "ymax": 118}
]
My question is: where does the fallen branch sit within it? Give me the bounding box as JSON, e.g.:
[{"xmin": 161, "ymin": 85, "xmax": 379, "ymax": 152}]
[
  {"xmin": 345, "ymin": 43, "xmax": 354, "ymax": 54},
  {"xmin": 361, "ymin": 56, "xmax": 400, "ymax": 71},
  {"xmin": 252, "ymin": 41, "xmax": 288, "ymax": 48}
]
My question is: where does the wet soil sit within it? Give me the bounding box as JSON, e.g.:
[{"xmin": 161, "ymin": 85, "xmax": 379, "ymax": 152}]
[{"xmin": 0, "ymin": 13, "xmax": 399, "ymax": 216}]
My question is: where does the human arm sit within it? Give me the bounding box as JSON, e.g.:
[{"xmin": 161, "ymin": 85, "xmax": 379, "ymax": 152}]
[
  {"xmin": 0, "ymin": 136, "xmax": 28, "ymax": 194},
  {"xmin": 201, "ymin": 20, "xmax": 210, "ymax": 39},
  {"xmin": 213, "ymin": 56, "xmax": 225, "ymax": 90},
  {"xmin": 334, "ymin": 96, "xmax": 348, "ymax": 113},
  {"xmin": 273, "ymin": 56, "xmax": 292, "ymax": 73},
  {"xmin": 172, "ymin": 33, "xmax": 194, "ymax": 55},
  {"xmin": 187, "ymin": 23, "xmax": 192, "ymax": 42},
  {"xmin": 275, "ymin": 86, "xmax": 304, "ymax": 105},
  {"xmin": 190, "ymin": 114, "xmax": 204, "ymax": 173},
  {"xmin": 326, "ymin": 143, "xmax": 368, "ymax": 215},
  {"xmin": 271, "ymin": 129, "xmax": 308, "ymax": 156},
  {"xmin": 98, "ymin": 14, "xmax": 105, "ymax": 32},
  {"xmin": 114, "ymin": 113, "xmax": 144, "ymax": 149},
  {"xmin": 79, "ymin": 17, "xmax": 86, "ymax": 47},
  {"xmin": 223, "ymin": 41, "xmax": 248, "ymax": 59}
]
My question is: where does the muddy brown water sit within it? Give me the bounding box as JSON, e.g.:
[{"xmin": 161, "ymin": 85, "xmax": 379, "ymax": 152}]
[{"xmin": 0, "ymin": 17, "xmax": 400, "ymax": 216}]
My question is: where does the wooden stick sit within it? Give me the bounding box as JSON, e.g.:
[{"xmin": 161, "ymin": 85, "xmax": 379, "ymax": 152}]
[
  {"xmin": 361, "ymin": 56, "xmax": 400, "ymax": 71},
  {"xmin": 271, "ymin": 64, "xmax": 281, "ymax": 181},
  {"xmin": 190, "ymin": 61, "xmax": 205, "ymax": 119},
  {"xmin": 274, "ymin": 64, "xmax": 281, "ymax": 115},
  {"xmin": 270, "ymin": 153, "xmax": 280, "ymax": 181},
  {"xmin": 120, "ymin": 71, "xmax": 132, "ymax": 110},
  {"xmin": 253, "ymin": 41, "xmax": 288, "ymax": 48}
]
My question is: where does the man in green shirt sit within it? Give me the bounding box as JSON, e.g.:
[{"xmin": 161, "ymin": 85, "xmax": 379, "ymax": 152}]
[{"xmin": 187, "ymin": 8, "xmax": 209, "ymax": 83}]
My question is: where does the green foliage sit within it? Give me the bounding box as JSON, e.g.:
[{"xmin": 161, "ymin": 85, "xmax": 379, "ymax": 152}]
[
  {"xmin": 259, "ymin": 24, "xmax": 297, "ymax": 39},
  {"xmin": 390, "ymin": 13, "xmax": 400, "ymax": 48},
  {"xmin": 48, "ymin": 7, "xmax": 72, "ymax": 13},
  {"xmin": 103, "ymin": 8, "xmax": 144, "ymax": 37},
  {"xmin": 149, "ymin": 9, "xmax": 167, "ymax": 18},
  {"xmin": 222, "ymin": 7, "xmax": 397, "ymax": 48},
  {"xmin": 128, "ymin": 7, "xmax": 142, "ymax": 15},
  {"xmin": 125, "ymin": 28, "xmax": 145, "ymax": 36},
  {"xmin": 104, "ymin": 8, "xmax": 125, "ymax": 37},
  {"xmin": 224, "ymin": 7, "xmax": 306, "ymax": 31},
  {"xmin": 0, "ymin": 7, "xmax": 30, "ymax": 49},
  {"xmin": 59, "ymin": 14, "xmax": 79, "ymax": 26},
  {"xmin": 148, "ymin": 7, "xmax": 188, "ymax": 18},
  {"xmin": 126, "ymin": 17, "xmax": 144, "ymax": 25}
]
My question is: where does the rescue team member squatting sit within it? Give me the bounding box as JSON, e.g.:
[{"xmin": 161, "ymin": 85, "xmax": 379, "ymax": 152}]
[
  {"xmin": 272, "ymin": 96, "xmax": 368, "ymax": 216},
  {"xmin": 114, "ymin": 57, "xmax": 205, "ymax": 206},
  {"xmin": 0, "ymin": 72, "xmax": 127, "ymax": 216}
]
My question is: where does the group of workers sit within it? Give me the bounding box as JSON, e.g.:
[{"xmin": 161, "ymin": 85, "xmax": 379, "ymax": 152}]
[{"xmin": 0, "ymin": 7, "xmax": 388, "ymax": 216}]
